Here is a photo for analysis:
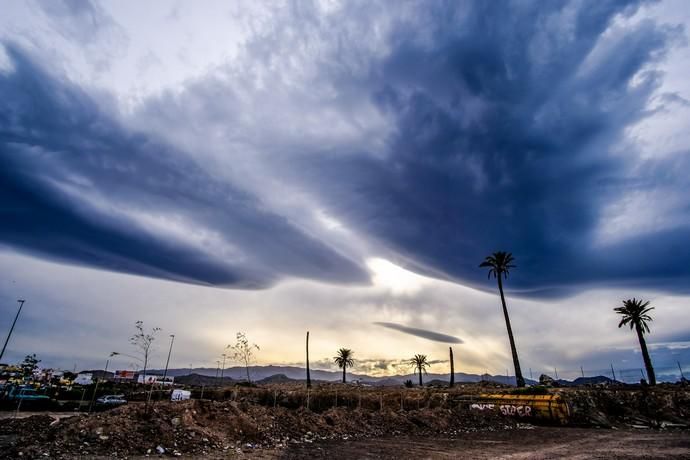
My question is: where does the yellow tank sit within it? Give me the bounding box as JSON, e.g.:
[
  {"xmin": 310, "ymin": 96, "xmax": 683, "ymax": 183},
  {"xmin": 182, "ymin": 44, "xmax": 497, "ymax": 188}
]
[{"xmin": 468, "ymin": 393, "xmax": 570, "ymax": 424}]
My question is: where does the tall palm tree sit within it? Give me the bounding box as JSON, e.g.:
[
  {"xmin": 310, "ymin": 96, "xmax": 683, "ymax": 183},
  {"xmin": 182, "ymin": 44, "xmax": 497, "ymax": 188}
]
[
  {"xmin": 334, "ymin": 348, "xmax": 355, "ymax": 383},
  {"xmin": 614, "ymin": 298, "xmax": 656, "ymax": 386},
  {"xmin": 408, "ymin": 354, "xmax": 430, "ymax": 386},
  {"xmin": 480, "ymin": 251, "xmax": 525, "ymax": 387}
]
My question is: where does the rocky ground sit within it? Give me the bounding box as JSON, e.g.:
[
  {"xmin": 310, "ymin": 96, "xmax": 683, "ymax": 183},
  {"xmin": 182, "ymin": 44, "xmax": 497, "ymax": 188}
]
[{"xmin": 0, "ymin": 400, "xmax": 517, "ymax": 458}]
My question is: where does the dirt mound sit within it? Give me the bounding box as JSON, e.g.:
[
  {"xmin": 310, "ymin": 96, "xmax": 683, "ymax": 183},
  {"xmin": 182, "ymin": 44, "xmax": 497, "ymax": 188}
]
[
  {"xmin": 1, "ymin": 400, "xmax": 517, "ymax": 458},
  {"xmin": 565, "ymin": 388, "xmax": 690, "ymax": 428},
  {"xmin": 0, "ymin": 414, "xmax": 54, "ymax": 436}
]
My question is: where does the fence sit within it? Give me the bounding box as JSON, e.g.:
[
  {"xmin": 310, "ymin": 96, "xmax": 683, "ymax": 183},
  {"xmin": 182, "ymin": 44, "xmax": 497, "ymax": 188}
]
[{"xmin": 521, "ymin": 364, "xmax": 688, "ymax": 384}]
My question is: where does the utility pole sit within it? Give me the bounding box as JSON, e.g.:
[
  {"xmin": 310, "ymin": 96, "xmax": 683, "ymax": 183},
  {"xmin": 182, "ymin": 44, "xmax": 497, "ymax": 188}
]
[
  {"xmin": 162, "ymin": 334, "xmax": 175, "ymax": 386},
  {"xmin": 581, "ymin": 366, "xmax": 585, "ymax": 378},
  {"xmin": 220, "ymin": 353, "xmax": 227, "ymax": 386},
  {"xmin": 678, "ymin": 361, "xmax": 686, "ymax": 381},
  {"xmin": 0, "ymin": 300, "xmax": 26, "ymax": 363},
  {"xmin": 610, "ymin": 363, "xmax": 617, "ymax": 382},
  {"xmin": 554, "ymin": 367, "xmax": 559, "ymax": 380}
]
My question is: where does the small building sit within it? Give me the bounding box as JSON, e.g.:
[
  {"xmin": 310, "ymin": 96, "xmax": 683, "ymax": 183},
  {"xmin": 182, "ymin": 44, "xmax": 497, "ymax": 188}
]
[{"xmin": 74, "ymin": 373, "xmax": 94, "ymax": 385}]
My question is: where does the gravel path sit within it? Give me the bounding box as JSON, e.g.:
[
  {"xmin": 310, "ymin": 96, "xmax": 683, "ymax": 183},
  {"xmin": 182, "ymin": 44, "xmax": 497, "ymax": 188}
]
[{"xmin": 279, "ymin": 427, "xmax": 690, "ymax": 459}]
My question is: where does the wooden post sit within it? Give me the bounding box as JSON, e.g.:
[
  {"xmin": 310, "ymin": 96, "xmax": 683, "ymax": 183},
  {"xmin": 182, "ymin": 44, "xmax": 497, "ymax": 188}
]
[
  {"xmin": 449, "ymin": 347, "xmax": 455, "ymax": 388},
  {"xmin": 306, "ymin": 331, "xmax": 311, "ymax": 389}
]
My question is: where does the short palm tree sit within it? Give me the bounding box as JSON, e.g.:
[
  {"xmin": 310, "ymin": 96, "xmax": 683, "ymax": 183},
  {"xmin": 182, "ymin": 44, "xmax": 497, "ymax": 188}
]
[
  {"xmin": 480, "ymin": 251, "xmax": 525, "ymax": 387},
  {"xmin": 408, "ymin": 354, "xmax": 430, "ymax": 386},
  {"xmin": 615, "ymin": 298, "xmax": 656, "ymax": 386},
  {"xmin": 334, "ymin": 348, "xmax": 355, "ymax": 383}
]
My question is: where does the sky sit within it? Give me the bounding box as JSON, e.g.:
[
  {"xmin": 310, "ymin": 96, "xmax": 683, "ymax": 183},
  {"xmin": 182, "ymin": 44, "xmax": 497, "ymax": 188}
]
[{"xmin": 1, "ymin": 0, "xmax": 689, "ymax": 381}]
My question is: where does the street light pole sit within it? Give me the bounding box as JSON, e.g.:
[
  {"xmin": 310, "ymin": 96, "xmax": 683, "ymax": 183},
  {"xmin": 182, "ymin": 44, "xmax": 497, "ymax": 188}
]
[
  {"xmin": 162, "ymin": 334, "xmax": 175, "ymax": 385},
  {"xmin": 0, "ymin": 300, "xmax": 26, "ymax": 363},
  {"xmin": 89, "ymin": 355, "xmax": 113, "ymax": 413}
]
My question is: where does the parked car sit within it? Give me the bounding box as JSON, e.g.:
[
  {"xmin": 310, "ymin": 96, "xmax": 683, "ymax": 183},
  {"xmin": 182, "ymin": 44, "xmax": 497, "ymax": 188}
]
[
  {"xmin": 7, "ymin": 386, "xmax": 51, "ymax": 402},
  {"xmin": 96, "ymin": 394, "xmax": 127, "ymax": 406},
  {"xmin": 3, "ymin": 386, "xmax": 51, "ymax": 408}
]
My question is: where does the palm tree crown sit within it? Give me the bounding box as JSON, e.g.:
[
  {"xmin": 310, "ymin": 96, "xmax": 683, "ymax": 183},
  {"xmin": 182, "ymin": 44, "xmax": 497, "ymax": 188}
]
[
  {"xmin": 408, "ymin": 354, "xmax": 430, "ymax": 386},
  {"xmin": 479, "ymin": 251, "xmax": 516, "ymax": 279},
  {"xmin": 615, "ymin": 298, "xmax": 654, "ymax": 334},
  {"xmin": 334, "ymin": 348, "xmax": 355, "ymax": 369},
  {"xmin": 334, "ymin": 348, "xmax": 355, "ymax": 383}
]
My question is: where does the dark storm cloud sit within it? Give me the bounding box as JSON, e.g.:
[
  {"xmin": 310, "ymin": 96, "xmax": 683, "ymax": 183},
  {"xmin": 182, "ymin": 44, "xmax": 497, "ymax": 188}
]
[
  {"xmin": 2, "ymin": 0, "xmax": 689, "ymax": 297},
  {"xmin": 374, "ymin": 322, "xmax": 463, "ymax": 344},
  {"xmin": 0, "ymin": 45, "xmax": 369, "ymax": 287},
  {"xmin": 287, "ymin": 0, "xmax": 690, "ymax": 296}
]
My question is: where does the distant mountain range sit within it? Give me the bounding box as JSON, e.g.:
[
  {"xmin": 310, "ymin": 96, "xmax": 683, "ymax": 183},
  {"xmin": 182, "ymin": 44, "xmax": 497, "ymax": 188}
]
[
  {"xmin": 146, "ymin": 365, "xmax": 542, "ymax": 386},
  {"xmin": 83, "ymin": 364, "xmax": 681, "ymax": 386}
]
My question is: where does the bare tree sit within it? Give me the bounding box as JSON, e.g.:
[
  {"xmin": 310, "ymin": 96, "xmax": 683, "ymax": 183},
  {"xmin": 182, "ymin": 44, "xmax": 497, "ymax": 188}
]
[
  {"xmin": 129, "ymin": 321, "xmax": 160, "ymax": 384},
  {"xmin": 228, "ymin": 332, "xmax": 259, "ymax": 383}
]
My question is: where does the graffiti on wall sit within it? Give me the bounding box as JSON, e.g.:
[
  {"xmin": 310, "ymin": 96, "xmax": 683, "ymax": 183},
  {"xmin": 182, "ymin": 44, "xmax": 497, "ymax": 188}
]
[
  {"xmin": 500, "ymin": 404, "xmax": 532, "ymax": 417},
  {"xmin": 470, "ymin": 402, "xmax": 532, "ymax": 417}
]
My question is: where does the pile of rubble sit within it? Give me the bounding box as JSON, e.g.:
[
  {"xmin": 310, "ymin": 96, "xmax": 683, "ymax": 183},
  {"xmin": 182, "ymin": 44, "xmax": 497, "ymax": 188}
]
[
  {"xmin": 565, "ymin": 387, "xmax": 690, "ymax": 428},
  {"xmin": 0, "ymin": 399, "xmax": 517, "ymax": 458}
]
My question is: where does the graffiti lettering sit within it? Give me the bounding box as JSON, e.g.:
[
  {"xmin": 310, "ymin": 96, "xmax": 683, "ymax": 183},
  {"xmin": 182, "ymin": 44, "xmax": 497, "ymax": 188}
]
[
  {"xmin": 470, "ymin": 403, "xmax": 495, "ymax": 411},
  {"xmin": 499, "ymin": 405, "xmax": 532, "ymax": 417}
]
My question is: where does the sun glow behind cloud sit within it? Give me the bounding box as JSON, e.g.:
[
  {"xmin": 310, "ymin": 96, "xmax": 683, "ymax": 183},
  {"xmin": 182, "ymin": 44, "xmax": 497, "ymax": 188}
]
[{"xmin": 367, "ymin": 258, "xmax": 430, "ymax": 295}]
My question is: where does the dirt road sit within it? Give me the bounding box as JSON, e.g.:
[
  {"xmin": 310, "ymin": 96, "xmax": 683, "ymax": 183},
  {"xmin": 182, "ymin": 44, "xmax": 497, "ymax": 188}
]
[{"xmin": 278, "ymin": 427, "xmax": 690, "ymax": 459}]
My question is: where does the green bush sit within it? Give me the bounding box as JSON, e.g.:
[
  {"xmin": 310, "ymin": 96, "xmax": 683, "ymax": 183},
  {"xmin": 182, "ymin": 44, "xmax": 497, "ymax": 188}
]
[{"xmin": 510, "ymin": 385, "xmax": 549, "ymax": 395}]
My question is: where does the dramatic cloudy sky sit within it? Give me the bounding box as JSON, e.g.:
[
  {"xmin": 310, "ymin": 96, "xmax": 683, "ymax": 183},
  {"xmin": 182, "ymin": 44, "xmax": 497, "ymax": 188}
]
[{"xmin": 1, "ymin": 0, "xmax": 689, "ymax": 381}]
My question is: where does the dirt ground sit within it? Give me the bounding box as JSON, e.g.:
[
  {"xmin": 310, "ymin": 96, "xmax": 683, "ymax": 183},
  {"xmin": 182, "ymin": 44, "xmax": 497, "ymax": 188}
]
[
  {"xmin": 278, "ymin": 427, "xmax": 690, "ymax": 459},
  {"xmin": 1, "ymin": 384, "xmax": 688, "ymax": 458}
]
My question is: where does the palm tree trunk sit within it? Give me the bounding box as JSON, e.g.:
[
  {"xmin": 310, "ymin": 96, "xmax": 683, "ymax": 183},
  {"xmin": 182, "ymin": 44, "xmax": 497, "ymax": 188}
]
[
  {"xmin": 418, "ymin": 367, "xmax": 423, "ymax": 386},
  {"xmin": 342, "ymin": 365, "xmax": 346, "ymax": 383},
  {"xmin": 449, "ymin": 347, "xmax": 455, "ymax": 388},
  {"xmin": 635, "ymin": 323, "xmax": 656, "ymax": 385},
  {"xmin": 497, "ymin": 275, "xmax": 525, "ymax": 387},
  {"xmin": 306, "ymin": 331, "xmax": 311, "ymax": 388}
]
